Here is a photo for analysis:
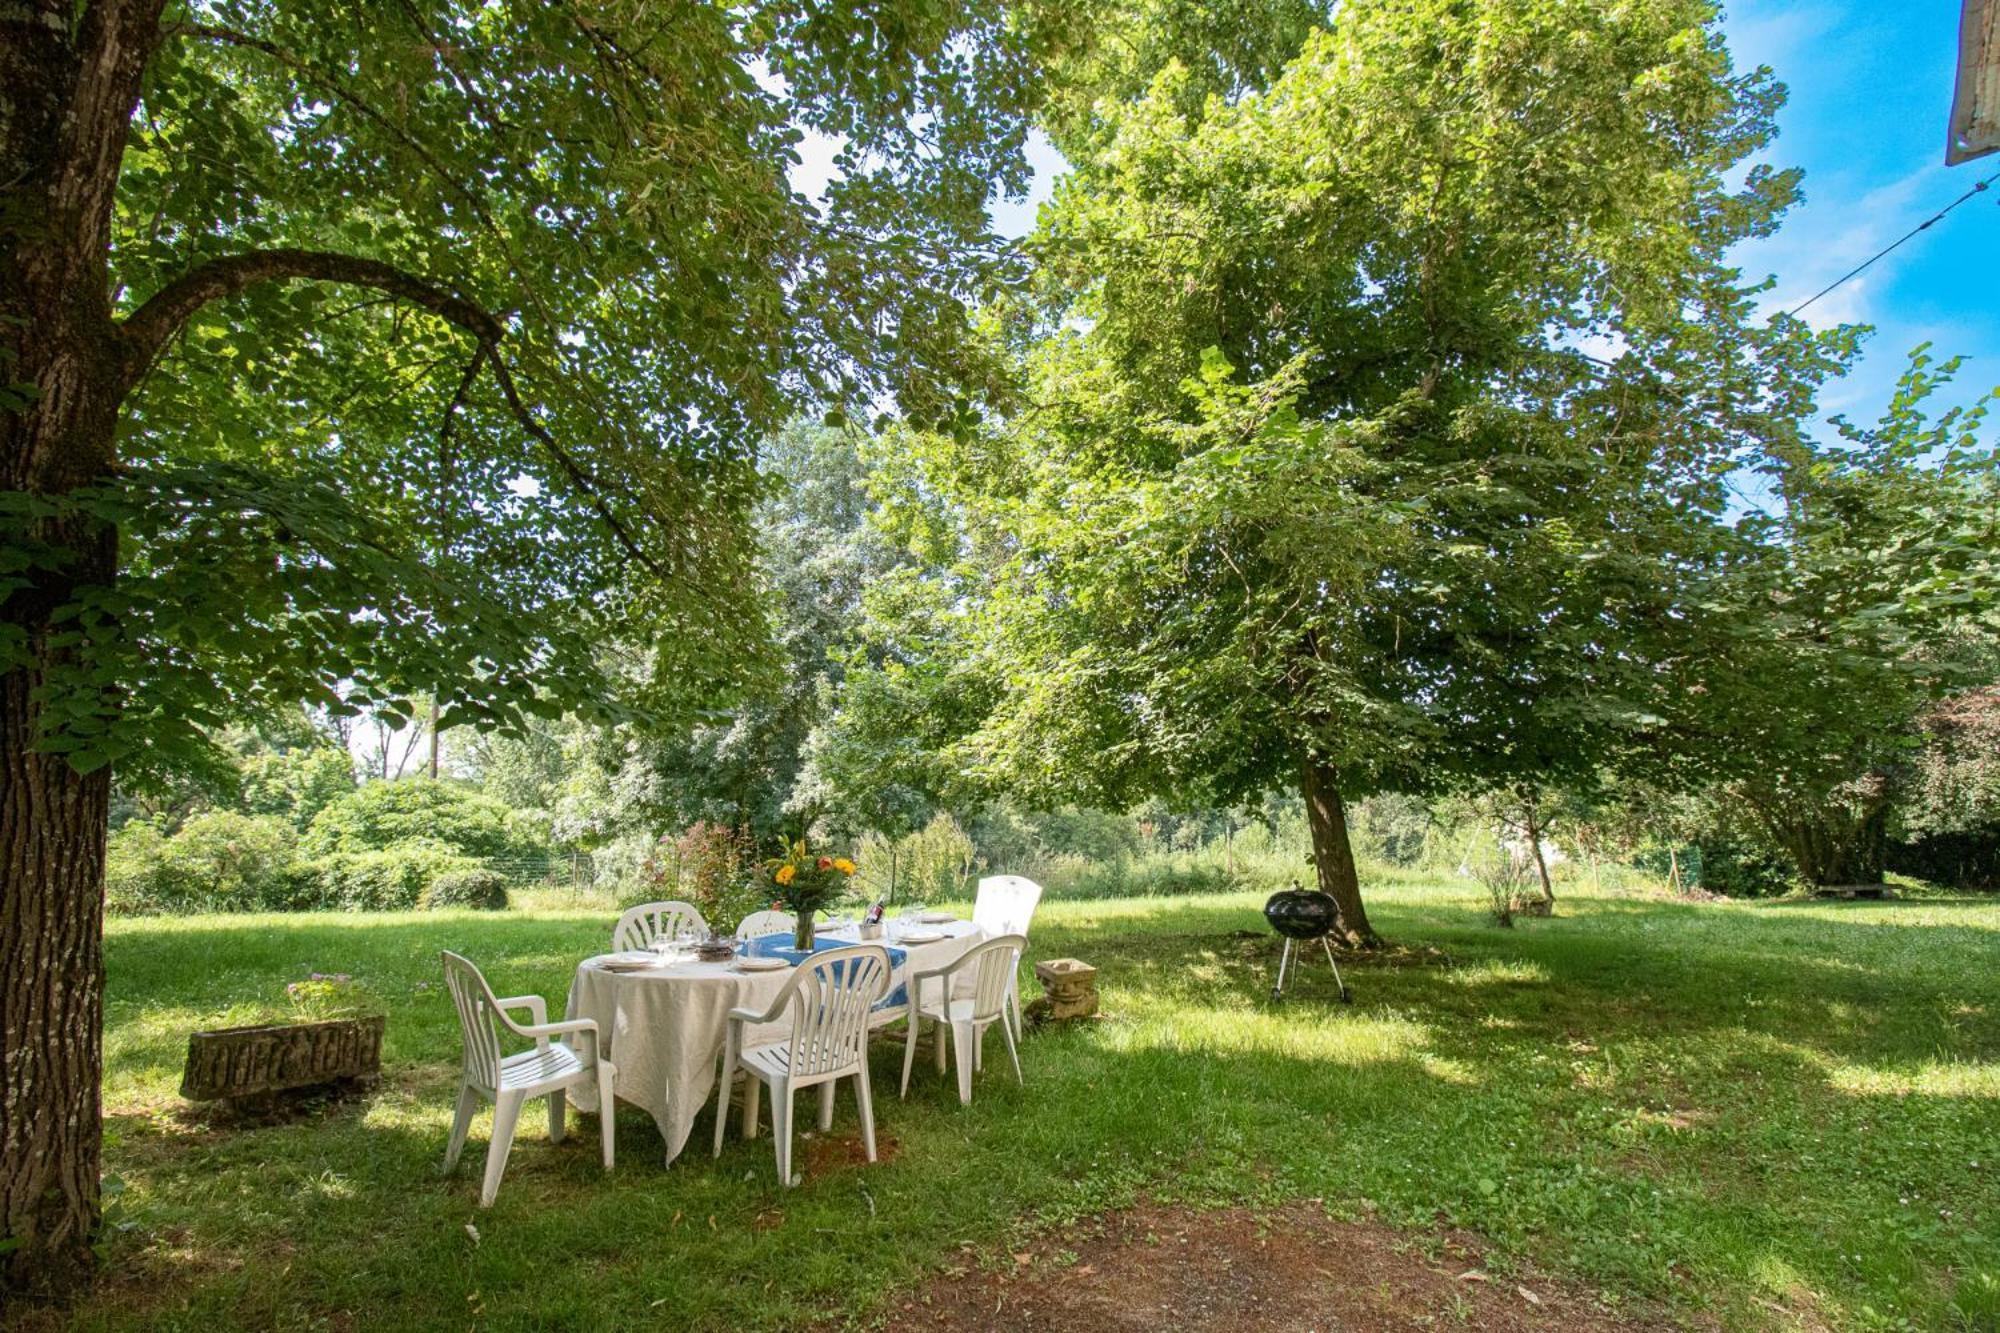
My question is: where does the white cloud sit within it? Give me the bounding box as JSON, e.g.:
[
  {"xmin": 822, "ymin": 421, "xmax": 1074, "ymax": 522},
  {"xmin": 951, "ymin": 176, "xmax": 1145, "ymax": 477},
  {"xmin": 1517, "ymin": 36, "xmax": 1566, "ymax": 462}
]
[{"xmin": 1738, "ymin": 163, "xmax": 1935, "ymax": 331}]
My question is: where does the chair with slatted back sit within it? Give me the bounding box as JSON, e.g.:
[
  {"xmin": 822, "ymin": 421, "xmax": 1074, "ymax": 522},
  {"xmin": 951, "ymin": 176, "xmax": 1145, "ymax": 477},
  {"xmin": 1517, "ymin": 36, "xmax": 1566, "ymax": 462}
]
[
  {"xmin": 440, "ymin": 951, "xmax": 616, "ymax": 1206},
  {"xmin": 611, "ymin": 900, "xmax": 709, "ymax": 953},
  {"xmin": 734, "ymin": 908, "xmax": 796, "ymax": 941},
  {"xmin": 972, "ymin": 876, "xmax": 1043, "ymax": 1040},
  {"xmin": 900, "ymin": 934, "xmax": 1026, "ymax": 1105},
  {"xmin": 710, "ymin": 944, "xmax": 891, "ymax": 1186}
]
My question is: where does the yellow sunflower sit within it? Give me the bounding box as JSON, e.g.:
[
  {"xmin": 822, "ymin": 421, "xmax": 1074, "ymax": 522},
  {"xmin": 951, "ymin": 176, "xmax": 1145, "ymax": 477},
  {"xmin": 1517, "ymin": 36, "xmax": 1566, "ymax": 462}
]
[
  {"xmin": 775, "ymin": 864, "xmax": 796, "ymax": 886},
  {"xmin": 833, "ymin": 858, "xmax": 856, "ymax": 876}
]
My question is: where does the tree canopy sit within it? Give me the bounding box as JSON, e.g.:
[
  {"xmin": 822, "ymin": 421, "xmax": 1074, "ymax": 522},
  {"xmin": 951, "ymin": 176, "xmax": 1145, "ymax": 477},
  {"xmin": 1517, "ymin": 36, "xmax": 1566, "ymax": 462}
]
[{"xmin": 830, "ymin": 0, "xmax": 1850, "ymax": 939}]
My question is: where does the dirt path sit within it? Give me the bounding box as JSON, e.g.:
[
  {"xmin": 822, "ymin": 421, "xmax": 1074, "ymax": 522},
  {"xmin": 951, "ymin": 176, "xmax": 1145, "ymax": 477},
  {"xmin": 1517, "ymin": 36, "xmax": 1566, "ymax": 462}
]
[{"xmin": 868, "ymin": 1200, "xmax": 1692, "ymax": 1332}]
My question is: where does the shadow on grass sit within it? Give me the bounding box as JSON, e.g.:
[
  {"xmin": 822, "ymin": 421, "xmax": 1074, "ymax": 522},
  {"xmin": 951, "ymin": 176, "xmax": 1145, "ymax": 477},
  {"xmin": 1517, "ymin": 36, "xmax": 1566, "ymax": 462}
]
[{"xmin": 86, "ymin": 891, "xmax": 2000, "ymax": 1332}]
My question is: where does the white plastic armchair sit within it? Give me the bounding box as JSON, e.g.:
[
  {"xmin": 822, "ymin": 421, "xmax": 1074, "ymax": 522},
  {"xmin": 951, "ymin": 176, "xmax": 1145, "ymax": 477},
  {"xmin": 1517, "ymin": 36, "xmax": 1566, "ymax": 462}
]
[
  {"xmin": 973, "ymin": 876, "xmax": 1043, "ymax": 1039},
  {"xmin": 711, "ymin": 944, "xmax": 891, "ymax": 1186},
  {"xmin": 440, "ymin": 951, "xmax": 615, "ymax": 1207},
  {"xmin": 612, "ymin": 900, "xmax": 709, "ymax": 953},
  {"xmin": 901, "ymin": 933, "xmax": 1026, "ymax": 1105},
  {"xmin": 735, "ymin": 908, "xmax": 796, "ymax": 940}
]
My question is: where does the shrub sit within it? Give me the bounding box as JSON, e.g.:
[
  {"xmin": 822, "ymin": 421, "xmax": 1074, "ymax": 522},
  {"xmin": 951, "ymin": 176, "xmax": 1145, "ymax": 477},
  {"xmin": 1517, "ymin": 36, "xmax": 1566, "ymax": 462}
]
[
  {"xmin": 304, "ymin": 778, "xmax": 545, "ymax": 867},
  {"xmin": 422, "ymin": 868, "xmax": 511, "ymax": 911},
  {"xmin": 898, "ymin": 813, "xmax": 976, "ymax": 902},
  {"xmin": 853, "ymin": 815, "xmax": 974, "ymax": 904},
  {"xmin": 1466, "ymin": 838, "xmax": 1530, "ymax": 927},
  {"xmin": 1887, "ymin": 829, "xmax": 2000, "ymax": 891},
  {"xmin": 305, "ymin": 840, "xmax": 480, "ymax": 911},
  {"xmin": 106, "ymin": 812, "xmax": 299, "ymax": 913},
  {"xmin": 106, "ymin": 822, "xmax": 193, "ymax": 914},
  {"xmin": 639, "ymin": 823, "xmax": 766, "ymax": 929}
]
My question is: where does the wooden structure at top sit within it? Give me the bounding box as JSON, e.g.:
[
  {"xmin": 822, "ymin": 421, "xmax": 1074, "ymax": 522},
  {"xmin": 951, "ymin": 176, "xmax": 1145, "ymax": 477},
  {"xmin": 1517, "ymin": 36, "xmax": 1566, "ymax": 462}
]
[{"xmin": 1951, "ymin": 0, "xmax": 2000, "ymax": 164}]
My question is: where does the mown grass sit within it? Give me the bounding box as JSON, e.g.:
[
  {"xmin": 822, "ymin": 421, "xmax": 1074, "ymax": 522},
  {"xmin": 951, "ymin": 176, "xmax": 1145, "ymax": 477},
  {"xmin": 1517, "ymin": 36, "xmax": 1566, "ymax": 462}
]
[{"xmin": 58, "ymin": 884, "xmax": 2000, "ymax": 1331}]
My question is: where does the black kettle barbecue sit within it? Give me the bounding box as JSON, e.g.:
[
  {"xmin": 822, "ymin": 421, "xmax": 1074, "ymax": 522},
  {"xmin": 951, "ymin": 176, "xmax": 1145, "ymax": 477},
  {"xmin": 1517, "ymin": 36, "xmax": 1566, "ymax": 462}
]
[{"xmin": 1263, "ymin": 880, "xmax": 1353, "ymax": 1003}]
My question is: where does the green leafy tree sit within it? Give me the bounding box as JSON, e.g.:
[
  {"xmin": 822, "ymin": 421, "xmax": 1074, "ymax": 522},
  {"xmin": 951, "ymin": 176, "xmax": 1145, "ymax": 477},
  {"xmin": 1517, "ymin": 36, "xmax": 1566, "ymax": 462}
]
[
  {"xmin": 876, "ymin": 0, "xmax": 1842, "ymax": 943},
  {"xmin": 237, "ymin": 746, "xmax": 354, "ymax": 830},
  {"xmin": 303, "ymin": 778, "xmax": 544, "ymax": 865},
  {"xmin": 1675, "ymin": 352, "xmax": 2000, "ymax": 886},
  {"xmin": 1, "ymin": 0, "xmax": 1057, "ymax": 1288}
]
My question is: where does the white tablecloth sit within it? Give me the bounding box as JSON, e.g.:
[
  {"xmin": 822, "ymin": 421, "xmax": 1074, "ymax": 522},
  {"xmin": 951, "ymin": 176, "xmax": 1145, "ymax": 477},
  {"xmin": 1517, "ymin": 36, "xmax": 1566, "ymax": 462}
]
[{"xmin": 564, "ymin": 919, "xmax": 983, "ymax": 1163}]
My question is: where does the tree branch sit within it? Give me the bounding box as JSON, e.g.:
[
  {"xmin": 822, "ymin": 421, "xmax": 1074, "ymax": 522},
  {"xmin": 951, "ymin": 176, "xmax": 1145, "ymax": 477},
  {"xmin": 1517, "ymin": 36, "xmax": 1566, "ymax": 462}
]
[
  {"xmin": 117, "ymin": 247, "xmax": 502, "ymax": 384},
  {"xmin": 116, "ymin": 246, "xmax": 663, "ymax": 578}
]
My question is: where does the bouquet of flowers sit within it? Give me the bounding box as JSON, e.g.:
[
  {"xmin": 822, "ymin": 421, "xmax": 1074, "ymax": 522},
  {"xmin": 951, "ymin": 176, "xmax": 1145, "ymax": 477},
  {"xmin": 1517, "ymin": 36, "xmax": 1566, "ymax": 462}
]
[{"xmin": 764, "ymin": 840, "xmax": 857, "ymax": 948}]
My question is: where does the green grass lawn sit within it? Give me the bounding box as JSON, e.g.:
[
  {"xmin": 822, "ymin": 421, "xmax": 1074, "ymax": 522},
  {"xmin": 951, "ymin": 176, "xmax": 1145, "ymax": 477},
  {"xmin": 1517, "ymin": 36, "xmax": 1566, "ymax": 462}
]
[{"xmin": 63, "ymin": 884, "xmax": 2000, "ymax": 1331}]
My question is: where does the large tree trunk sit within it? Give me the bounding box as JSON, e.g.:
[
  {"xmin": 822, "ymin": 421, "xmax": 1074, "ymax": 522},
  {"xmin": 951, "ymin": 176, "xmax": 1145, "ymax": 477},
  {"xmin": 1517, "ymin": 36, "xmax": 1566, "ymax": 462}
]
[
  {"xmin": 1, "ymin": 647, "xmax": 112, "ymax": 1294},
  {"xmin": 3, "ymin": 0, "xmax": 166, "ymax": 1295},
  {"xmin": 1299, "ymin": 758, "xmax": 1379, "ymax": 947}
]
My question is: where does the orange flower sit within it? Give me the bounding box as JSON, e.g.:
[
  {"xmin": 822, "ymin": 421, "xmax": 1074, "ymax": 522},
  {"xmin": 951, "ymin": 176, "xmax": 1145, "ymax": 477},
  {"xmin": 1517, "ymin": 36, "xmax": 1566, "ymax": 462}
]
[
  {"xmin": 834, "ymin": 858, "xmax": 856, "ymax": 876},
  {"xmin": 775, "ymin": 864, "xmax": 796, "ymax": 886},
  {"xmin": 816, "ymin": 856, "xmax": 833, "ymax": 871}
]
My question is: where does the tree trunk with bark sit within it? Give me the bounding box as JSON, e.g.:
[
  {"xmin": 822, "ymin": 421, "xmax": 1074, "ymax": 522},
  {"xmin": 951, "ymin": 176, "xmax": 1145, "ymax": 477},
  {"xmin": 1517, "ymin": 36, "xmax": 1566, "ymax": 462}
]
[
  {"xmin": 3, "ymin": 1, "xmax": 167, "ymax": 1294},
  {"xmin": 5, "ymin": 1, "xmax": 616, "ymax": 1297},
  {"xmin": 1751, "ymin": 775, "xmax": 1892, "ymax": 888},
  {"xmin": 1299, "ymin": 758, "xmax": 1379, "ymax": 947},
  {"xmin": 1518, "ymin": 787, "xmax": 1555, "ymax": 912}
]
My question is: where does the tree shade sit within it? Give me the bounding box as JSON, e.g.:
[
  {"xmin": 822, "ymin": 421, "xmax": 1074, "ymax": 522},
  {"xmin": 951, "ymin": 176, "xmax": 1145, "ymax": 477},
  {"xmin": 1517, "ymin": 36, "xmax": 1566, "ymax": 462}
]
[{"xmin": 1, "ymin": 0, "xmax": 1061, "ymax": 1292}]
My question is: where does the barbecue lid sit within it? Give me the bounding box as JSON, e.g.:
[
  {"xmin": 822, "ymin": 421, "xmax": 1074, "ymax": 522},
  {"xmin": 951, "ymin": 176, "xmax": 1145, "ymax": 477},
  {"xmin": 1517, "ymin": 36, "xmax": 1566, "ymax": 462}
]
[{"xmin": 1264, "ymin": 879, "xmax": 1342, "ymax": 939}]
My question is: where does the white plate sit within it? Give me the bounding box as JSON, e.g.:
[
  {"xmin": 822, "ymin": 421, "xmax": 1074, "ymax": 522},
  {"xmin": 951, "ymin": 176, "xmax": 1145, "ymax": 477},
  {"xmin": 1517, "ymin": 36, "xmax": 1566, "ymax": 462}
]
[
  {"xmin": 597, "ymin": 956, "xmax": 666, "ymax": 974},
  {"xmin": 912, "ymin": 911, "xmax": 955, "ymax": 924},
  {"xmin": 897, "ymin": 930, "xmax": 947, "ymax": 944},
  {"xmin": 734, "ymin": 956, "xmax": 790, "ymax": 972}
]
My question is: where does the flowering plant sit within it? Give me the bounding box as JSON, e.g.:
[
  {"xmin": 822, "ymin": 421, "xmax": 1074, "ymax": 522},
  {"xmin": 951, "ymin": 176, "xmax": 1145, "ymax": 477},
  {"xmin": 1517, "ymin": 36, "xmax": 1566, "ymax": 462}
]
[{"xmin": 762, "ymin": 840, "xmax": 856, "ymax": 920}]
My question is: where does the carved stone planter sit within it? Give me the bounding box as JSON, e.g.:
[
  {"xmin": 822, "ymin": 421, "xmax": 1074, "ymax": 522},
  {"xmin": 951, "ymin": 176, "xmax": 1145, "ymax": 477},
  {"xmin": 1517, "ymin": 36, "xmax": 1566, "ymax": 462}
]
[
  {"xmin": 1026, "ymin": 957, "xmax": 1100, "ymax": 1024},
  {"xmin": 181, "ymin": 1014, "xmax": 385, "ymax": 1105}
]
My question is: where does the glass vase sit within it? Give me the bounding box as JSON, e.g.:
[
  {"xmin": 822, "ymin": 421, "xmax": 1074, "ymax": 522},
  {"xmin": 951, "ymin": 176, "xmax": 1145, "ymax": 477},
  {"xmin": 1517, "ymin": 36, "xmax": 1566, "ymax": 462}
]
[{"xmin": 792, "ymin": 910, "xmax": 815, "ymax": 951}]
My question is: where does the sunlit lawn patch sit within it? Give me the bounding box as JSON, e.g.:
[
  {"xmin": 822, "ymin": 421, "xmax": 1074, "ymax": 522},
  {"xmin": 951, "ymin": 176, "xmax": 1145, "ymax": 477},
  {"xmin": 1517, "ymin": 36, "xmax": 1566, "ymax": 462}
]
[{"xmin": 51, "ymin": 885, "xmax": 2000, "ymax": 1331}]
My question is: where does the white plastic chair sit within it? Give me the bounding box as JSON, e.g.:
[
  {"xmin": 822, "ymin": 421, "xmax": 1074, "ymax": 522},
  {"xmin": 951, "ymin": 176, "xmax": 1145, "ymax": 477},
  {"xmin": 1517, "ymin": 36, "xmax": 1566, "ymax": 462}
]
[
  {"xmin": 711, "ymin": 944, "xmax": 891, "ymax": 1186},
  {"xmin": 612, "ymin": 900, "xmax": 709, "ymax": 953},
  {"xmin": 973, "ymin": 876, "xmax": 1043, "ymax": 1039},
  {"xmin": 735, "ymin": 908, "xmax": 796, "ymax": 940},
  {"xmin": 901, "ymin": 933, "xmax": 1026, "ymax": 1105},
  {"xmin": 440, "ymin": 951, "xmax": 616, "ymax": 1207}
]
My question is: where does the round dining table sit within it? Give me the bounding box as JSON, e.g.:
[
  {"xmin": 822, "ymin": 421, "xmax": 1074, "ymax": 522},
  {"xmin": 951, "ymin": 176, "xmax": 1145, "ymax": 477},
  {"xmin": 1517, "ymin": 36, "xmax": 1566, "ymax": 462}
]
[{"xmin": 563, "ymin": 918, "xmax": 984, "ymax": 1163}]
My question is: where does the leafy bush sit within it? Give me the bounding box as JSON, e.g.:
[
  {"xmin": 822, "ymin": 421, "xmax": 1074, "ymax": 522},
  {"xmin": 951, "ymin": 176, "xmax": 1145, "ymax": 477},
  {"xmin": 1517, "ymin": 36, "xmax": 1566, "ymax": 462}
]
[
  {"xmin": 303, "ymin": 840, "xmax": 481, "ymax": 911},
  {"xmin": 898, "ymin": 813, "xmax": 976, "ymax": 901},
  {"xmin": 106, "ymin": 812, "xmax": 299, "ymax": 913},
  {"xmin": 284, "ymin": 974, "xmax": 386, "ymax": 1020},
  {"xmin": 304, "ymin": 778, "xmax": 546, "ymax": 868},
  {"xmin": 422, "ymin": 869, "xmax": 511, "ymax": 911},
  {"xmin": 638, "ymin": 823, "xmax": 766, "ymax": 930},
  {"xmin": 238, "ymin": 747, "xmax": 356, "ymax": 829},
  {"xmin": 1022, "ymin": 807, "xmax": 1142, "ymax": 862},
  {"xmin": 855, "ymin": 813, "xmax": 976, "ymax": 904}
]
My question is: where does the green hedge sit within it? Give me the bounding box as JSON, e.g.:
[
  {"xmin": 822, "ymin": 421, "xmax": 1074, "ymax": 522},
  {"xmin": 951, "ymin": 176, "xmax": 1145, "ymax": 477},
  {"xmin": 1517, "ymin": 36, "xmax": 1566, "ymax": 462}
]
[
  {"xmin": 107, "ymin": 813, "xmax": 301, "ymax": 914},
  {"xmin": 303, "ymin": 778, "xmax": 545, "ymax": 863},
  {"xmin": 422, "ymin": 868, "xmax": 511, "ymax": 911},
  {"xmin": 109, "ymin": 817, "xmax": 495, "ymax": 914},
  {"xmin": 298, "ymin": 841, "xmax": 483, "ymax": 911}
]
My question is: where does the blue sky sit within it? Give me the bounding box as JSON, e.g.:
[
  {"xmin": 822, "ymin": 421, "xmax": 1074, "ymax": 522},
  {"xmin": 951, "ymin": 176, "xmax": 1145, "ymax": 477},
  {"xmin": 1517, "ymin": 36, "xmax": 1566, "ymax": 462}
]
[
  {"xmin": 973, "ymin": 3, "xmax": 2000, "ymax": 431},
  {"xmin": 1726, "ymin": 0, "xmax": 2000, "ymax": 424}
]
